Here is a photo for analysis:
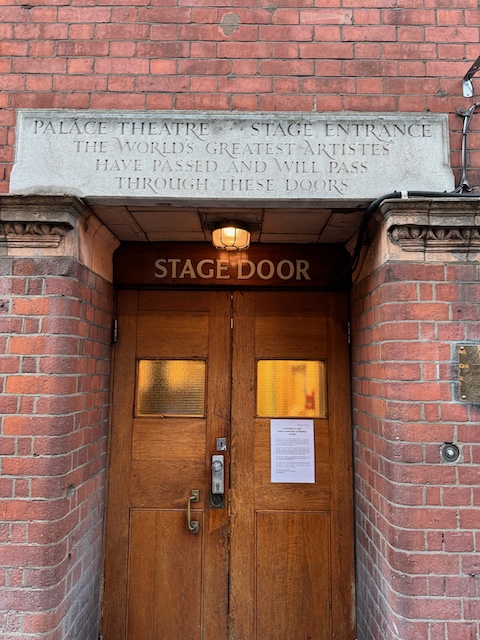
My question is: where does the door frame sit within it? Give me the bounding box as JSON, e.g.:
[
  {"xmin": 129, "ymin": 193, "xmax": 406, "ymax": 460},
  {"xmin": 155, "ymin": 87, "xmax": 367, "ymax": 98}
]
[{"xmin": 102, "ymin": 242, "xmax": 355, "ymax": 639}]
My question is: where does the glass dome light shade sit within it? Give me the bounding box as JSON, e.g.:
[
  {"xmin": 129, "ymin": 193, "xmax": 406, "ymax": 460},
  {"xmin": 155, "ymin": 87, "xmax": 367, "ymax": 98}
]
[{"xmin": 212, "ymin": 224, "xmax": 251, "ymax": 251}]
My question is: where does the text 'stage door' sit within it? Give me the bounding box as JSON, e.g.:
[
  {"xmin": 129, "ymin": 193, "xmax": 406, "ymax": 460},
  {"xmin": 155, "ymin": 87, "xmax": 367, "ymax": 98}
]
[{"xmin": 103, "ymin": 290, "xmax": 354, "ymax": 640}]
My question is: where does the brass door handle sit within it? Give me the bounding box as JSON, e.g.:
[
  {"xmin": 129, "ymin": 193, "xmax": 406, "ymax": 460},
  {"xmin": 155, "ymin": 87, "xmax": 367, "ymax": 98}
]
[{"xmin": 187, "ymin": 489, "xmax": 200, "ymax": 534}]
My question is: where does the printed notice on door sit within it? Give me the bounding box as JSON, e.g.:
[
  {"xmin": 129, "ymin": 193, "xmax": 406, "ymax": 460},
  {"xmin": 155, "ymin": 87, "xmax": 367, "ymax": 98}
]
[{"xmin": 270, "ymin": 419, "xmax": 315, "ymax": 483}]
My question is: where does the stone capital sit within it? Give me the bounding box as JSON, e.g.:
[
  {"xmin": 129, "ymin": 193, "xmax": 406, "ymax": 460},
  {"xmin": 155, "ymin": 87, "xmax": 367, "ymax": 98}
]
[
  {"xmin": 355, "ymin": 197, "xmax": 480, "ymax": 277},
  {"xmin": 0, "ymin": 195, "xmax": 119, "ymax": 281},
  {"xmin": 381, "ymin": 197, "xmax": 480, "ymax": 259}
]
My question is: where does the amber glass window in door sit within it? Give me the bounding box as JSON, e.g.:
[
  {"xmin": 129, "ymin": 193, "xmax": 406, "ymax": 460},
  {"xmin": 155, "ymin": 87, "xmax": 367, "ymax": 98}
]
[
  {"xmin": 256, "ymin": 359, "xmax": 326, "ymax": 418},
  {"xmin": 136, "ymin": 359, "xmax": 206, "ymax": 416}
]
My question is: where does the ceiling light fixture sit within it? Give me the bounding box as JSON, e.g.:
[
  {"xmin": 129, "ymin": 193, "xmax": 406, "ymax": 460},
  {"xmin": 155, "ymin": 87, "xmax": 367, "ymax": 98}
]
[{"xmin": 211, "ymin": 222, "xmax": 251, "ymax": 251}]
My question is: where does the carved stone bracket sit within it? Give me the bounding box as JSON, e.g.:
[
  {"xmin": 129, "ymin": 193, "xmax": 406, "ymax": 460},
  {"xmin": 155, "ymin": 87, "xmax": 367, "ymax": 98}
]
[
  {"xmin": 0, "ymin": 221, "xmax": 73, "ymax": 248},
  {"xmin": 0, "ymin": 195, "xmax": 119, "ymax": 281},
  {"xmin": 354, "ymin": 198, "xmax": 480, "ymax": 273},
  {"xmin": 389, "ymin": 224, "xmax": 480, "ymax": 252}
]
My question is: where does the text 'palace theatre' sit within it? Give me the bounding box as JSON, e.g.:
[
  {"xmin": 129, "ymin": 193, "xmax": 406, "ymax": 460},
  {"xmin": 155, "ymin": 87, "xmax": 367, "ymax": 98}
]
[{"xmin": 1, "ymin": 4, "xmax": 480, "ymax": 640}]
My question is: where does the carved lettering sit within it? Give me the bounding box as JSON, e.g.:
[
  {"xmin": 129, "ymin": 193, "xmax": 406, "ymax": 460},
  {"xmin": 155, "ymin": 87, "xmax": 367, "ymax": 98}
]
[
  {"xmin": 285, "ymin": 178, "xmax": 349, "ymax": 195},
  {"xmin": 328, "ymin": 161, "xmax": 368, "ymax": 174},
  {"xmin": 152, "ymin": 159, "xmax": 217, "ymax": 172},
  {"xmin": 206, "ymin": 141, "xmax": 296, "ymax": 157},
  {"xmin": 13, "ymin": 111, "xmax": 454, "ymax": 200},
  {"xmin": 114, "ymin": 139, "xmax": 194, "ymax": 155},
  {"xmin": 74, "ymin": 140, "xmax": 108, "ymax": 153},
  {"xmin": 325, "ymin": 122, "xmax": 432, "ymax": 139},
  {"xmin": 250, "ymin": 122, "xmax": 313, "ymax": 137},
  {"xmin": 117, "ymin": 176, "xmax": 209, "ymax": 193},
  {"xmin": 228, "ymin": 160, "xmax": 267, "ymax": 173},
  {"xmin": 97, "ymin": 158, "xmax": 142, "ymax": 171},
  {"xmin": 34, "ymin": 119, "xmax": 107, "ymax": 135},
  {"xmin": 117, "ymin": 120, "xmax": 209, "ymax": 139},
  {"xmin": 220, "ymin": 178, "xmax": 274, "ymax": 192}
]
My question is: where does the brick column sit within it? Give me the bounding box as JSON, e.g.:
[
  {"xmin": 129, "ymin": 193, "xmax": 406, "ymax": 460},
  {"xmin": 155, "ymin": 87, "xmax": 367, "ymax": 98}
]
[
  {"xmin": 352, "ymin": 198, "xmax": 480, "ymax": 640},
  {"xmin": 0, "ymin": 197, "xmax": 118, "ymax": 639}
]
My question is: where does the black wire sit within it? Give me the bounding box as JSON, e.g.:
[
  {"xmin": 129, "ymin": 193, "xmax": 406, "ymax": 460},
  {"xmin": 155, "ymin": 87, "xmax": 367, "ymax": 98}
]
[
  {"xmin": 457, "ymin": 102, "xmax": 480, "ymax": 192},
  {"xmin": 348, "ymin": 189, "xmax": 480, "ymax": 275},
  {"xmin": 349, "ymin": 191, "xmax": 401, "ymax": 273},
  {"xmin": 337, "ymin": 97, "xmax": 480, "ymax": 279}
]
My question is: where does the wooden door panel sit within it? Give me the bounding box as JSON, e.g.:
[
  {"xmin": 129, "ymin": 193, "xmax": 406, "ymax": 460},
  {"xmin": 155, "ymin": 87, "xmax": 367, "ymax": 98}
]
[
  {"xmin": 130, "ymin": 461, "xmax": 206, "ymax": 508},
  {"xmin": 128, "ymin": 509, "xmax": 204, "ymax": 640},
  {"xmin": 132, "ymin": 419, "xmax": 206, "ymax": 461},
  {"xmin": 255, "ymin": 315, "xmax": 327, "ymax": 358},
  {"xmin": 103, "ymin": 290, "xmax": 230, "ymax": 640},
  {"xmin": 253, "ymin": 291, "xmax": 328, "ymax": 313},
  {"xmin": 138, "ymin": 290, "xmax": 212, "ymax": 312},
  {"xmin": 256, "ymin": 511, "xmax": 331, "ymax": 640},
  {"xmin": 131, "ymin": 384, "xmax": 207, "ymax": 509},
  {"xmin": 230, "ymin": 291, "xmax": 354, "ymax": 640},
  {"xmin": 254, "ymin": 418, "xmax": 331, "ymax": 510},
  {"xmin": 127, "ymin": 510, "xmax": 157, "ymax": 640},
  {"xmin": 137, "ymin": 314, "xmax": 209, "ymax": 356},
  {"xmin": 254, "ymin": 483, "xmax": 331, "ymax": 511}
]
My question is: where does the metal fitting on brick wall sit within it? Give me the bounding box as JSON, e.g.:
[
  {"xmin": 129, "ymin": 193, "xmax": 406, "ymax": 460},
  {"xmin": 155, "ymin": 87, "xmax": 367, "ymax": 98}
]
[{"xmin": 442, "ymin": 443, "xmax": 461, "ymax": 463}]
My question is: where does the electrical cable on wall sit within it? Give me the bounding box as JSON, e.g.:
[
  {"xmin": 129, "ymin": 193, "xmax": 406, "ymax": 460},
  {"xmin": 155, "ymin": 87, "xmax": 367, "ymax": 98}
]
[{"xmin": 348, "ymin": 57, "xmax": 480, "ymax": 277}]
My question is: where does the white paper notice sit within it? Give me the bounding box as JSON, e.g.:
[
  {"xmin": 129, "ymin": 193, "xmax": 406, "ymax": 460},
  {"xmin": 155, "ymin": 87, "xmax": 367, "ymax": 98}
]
[{"xmin": 270, "ymin": 419, "xmax": 315, "ymax": 483}]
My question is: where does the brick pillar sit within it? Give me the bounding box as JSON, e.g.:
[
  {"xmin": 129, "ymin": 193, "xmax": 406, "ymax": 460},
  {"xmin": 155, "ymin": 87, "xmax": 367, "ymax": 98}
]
[
  {"xmin": 352, "ymin": 198, "xmax": 480, "ymax": 640},
  {"xmin": 0, "ymin": 197, "xmax": 118, "ymax": 639}
]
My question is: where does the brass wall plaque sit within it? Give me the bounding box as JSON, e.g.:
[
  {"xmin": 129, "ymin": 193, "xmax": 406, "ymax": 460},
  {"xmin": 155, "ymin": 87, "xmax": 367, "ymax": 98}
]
[{"xmin": 458, "ymin": 345, "xmax": 480, "ymax": 402}]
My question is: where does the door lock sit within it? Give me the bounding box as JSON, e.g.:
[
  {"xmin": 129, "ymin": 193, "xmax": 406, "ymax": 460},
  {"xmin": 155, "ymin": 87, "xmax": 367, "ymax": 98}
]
[
  {"xmin": 216, "ymin": 437, "xmax": 227, "ymax": 451},
  {"xmin": 210, "ymin": 455, "xmax": 225, "ymax": 508}
]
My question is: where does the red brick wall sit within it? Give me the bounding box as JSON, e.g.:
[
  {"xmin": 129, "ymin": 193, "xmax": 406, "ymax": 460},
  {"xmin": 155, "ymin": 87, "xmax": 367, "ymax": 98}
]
[
  {"xmin": 0, "ymin": 257, "xmax": 113, "ymax": 639},
  {"xmin": 1, "ymin": 1, "xmax": 480, "ymax": 191},
  {"xmin": 352, "ymin": 261, "xmax": 480, "ymax": 640},
  {"xmin": 2, "ymin": 2, "xmax": 480, "ymax": 638}
]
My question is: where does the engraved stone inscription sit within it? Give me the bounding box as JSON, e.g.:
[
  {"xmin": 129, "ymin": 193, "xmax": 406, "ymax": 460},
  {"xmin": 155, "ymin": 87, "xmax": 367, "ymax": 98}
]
[{"xmin": 11, "ymin": 110, "xmax": 455, "ymax": 202}]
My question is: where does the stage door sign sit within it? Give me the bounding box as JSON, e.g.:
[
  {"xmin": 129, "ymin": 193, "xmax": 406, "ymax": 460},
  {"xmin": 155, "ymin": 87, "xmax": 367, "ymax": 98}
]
[{"xmin": 113, "ymin": 242, "xmax": 351, "ymax": 289}]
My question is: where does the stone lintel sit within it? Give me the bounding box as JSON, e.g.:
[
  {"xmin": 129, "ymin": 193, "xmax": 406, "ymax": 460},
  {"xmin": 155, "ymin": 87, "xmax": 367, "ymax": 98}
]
[
  {"xmin": 11, "ymin": 110, "xmax": 454, "ymax": 203},
  {"xmin": 0, "ymin": 195, "xmax": 119, "ymax": 282}
]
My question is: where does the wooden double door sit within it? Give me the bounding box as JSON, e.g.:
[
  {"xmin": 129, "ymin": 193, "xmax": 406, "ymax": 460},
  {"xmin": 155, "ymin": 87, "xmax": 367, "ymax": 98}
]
[{"xmin": 102, "ymin": 289, "xmax": 354, "ymax": 640}]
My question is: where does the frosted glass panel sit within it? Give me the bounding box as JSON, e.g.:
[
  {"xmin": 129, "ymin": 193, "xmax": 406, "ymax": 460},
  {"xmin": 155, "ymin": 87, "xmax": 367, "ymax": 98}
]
[
  {"xmin": 136, "ymin": 360, "xmax": 206, "ymax": 416},
  {"xmin": 257, "ymin": 360, "xmax": 326, "ymax": 418}
]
